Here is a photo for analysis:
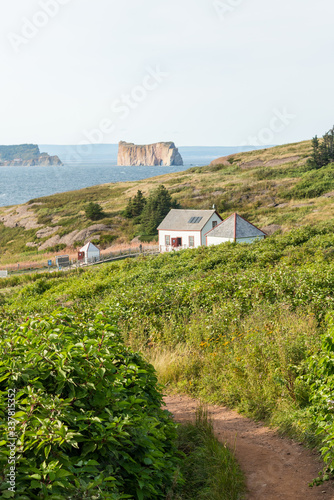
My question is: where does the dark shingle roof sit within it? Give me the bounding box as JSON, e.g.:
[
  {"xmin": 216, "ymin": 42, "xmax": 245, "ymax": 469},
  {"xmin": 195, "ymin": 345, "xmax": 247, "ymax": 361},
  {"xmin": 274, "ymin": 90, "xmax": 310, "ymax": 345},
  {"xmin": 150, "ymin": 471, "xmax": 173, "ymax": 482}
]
[
  {"xmin": 157, "ymin": 209, "xmax": 220, "ymax": 231},
  {"xmin": 206, "ymin": 213, "xmax": 266, "ymax": 239}
]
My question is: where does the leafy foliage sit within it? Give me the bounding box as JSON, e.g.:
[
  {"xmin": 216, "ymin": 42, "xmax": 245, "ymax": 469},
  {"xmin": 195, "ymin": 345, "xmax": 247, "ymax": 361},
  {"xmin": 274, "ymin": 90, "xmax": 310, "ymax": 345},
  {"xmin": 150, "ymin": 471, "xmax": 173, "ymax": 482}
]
[
  {"xmin": 0, "ymin": 311, "xmax": 180, "ymax": 499},
  {"xmin": 84, "ymin": 202, "xmax": 105, "ymax": 221},
  {"xmin": 306, "ymin": 317, "xmax": 334, "ymax": 483},
  {"xmin": 4, "ymin": 221, "xmax": 334, "ymax": 486}
]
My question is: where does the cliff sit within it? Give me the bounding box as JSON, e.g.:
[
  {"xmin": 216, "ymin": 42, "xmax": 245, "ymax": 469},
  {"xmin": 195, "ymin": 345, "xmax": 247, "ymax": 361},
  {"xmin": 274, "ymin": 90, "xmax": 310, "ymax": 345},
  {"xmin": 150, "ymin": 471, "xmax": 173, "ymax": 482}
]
[
  {"xmin": 117, "ymin": 141, "xmax": 183, "ymax": 166},
  {"xmin": 0, "ymin": 144, "xmax": 62, "ymax": 166}
]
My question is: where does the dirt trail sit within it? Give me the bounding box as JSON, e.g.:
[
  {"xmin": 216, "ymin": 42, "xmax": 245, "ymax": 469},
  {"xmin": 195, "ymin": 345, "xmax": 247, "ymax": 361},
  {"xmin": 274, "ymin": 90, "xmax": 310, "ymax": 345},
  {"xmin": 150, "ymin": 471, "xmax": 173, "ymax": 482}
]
[{"xmin": 164, "ymin": 395, "xmax": 334, "ymax": 500}]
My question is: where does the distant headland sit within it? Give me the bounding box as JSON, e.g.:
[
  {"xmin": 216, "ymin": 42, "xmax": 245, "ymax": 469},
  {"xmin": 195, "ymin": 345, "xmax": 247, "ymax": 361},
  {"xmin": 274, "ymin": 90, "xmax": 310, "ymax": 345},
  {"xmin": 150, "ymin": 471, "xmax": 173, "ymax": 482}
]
[
  {"xmin": 117, "ymin": 141, "xmax": 183, "ymax": 166},
  {"xmin": 0, "ymin": 144, "xmax": 62, "ymax": 166}
]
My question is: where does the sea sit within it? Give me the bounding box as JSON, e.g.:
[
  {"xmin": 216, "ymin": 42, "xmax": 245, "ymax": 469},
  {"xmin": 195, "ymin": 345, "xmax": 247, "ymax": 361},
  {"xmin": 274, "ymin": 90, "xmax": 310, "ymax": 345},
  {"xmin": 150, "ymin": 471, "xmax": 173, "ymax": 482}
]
[{"xmin": 0, "ymin": 144, "xmax": 269, "ymax": 207}]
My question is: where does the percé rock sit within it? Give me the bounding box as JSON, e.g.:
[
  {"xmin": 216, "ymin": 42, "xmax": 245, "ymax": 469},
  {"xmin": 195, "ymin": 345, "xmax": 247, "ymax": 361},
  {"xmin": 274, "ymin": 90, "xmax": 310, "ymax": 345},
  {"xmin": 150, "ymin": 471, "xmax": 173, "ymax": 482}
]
[
  {"xmin": 0, "ymin": 144, "xmax": 62, "ymax": 166},
  {"xmin": 117, "ymin": 141, "xmax": 183, "ymax": 166}
]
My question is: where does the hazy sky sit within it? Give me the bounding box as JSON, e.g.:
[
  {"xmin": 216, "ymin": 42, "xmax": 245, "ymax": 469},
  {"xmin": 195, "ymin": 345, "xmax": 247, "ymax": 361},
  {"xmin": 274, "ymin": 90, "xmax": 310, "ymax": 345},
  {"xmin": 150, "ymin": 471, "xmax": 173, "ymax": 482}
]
[{"xmin": 1, "ymin": 0, "xmax": 334, "ymax": 146}]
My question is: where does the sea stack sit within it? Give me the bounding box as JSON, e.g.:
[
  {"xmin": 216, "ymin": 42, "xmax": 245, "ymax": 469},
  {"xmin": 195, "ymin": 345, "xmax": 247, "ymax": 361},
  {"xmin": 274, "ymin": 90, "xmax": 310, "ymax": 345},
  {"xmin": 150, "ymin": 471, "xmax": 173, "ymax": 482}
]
[{"xmin": 117, "ymin": 141, "xmax": 183, "ymax": 166}]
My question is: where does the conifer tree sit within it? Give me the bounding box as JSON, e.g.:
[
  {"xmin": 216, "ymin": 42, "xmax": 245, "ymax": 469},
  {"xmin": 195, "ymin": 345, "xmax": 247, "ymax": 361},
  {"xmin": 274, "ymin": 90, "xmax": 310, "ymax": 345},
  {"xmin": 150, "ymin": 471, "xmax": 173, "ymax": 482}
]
[
  {"xmin": 124, "ymin": 190, "xmax": 147, "ymax": 219},
  {"xmin": 140, "ymin": 185, "xmax": 179, "ymax": 236}
]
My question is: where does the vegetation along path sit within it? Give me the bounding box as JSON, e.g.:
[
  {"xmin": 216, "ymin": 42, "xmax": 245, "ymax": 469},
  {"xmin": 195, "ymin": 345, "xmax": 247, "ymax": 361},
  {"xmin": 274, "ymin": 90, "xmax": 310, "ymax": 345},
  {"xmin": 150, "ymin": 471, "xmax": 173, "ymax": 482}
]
[{"xmin": 164, "ymin": 395, "xmax": 334, "ymax": 500}]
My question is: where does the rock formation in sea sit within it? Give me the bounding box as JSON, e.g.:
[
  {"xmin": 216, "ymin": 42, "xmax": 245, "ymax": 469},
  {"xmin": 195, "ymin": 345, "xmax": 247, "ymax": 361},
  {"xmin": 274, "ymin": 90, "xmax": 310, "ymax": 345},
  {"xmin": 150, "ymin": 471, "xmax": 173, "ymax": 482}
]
[
  {"xmin": 117, "ymin": 141, "xmax": 183, "ymax": 166},
  {"xmin": 0, "ymin": 144, "xmax": 63, "ymax": 166}
]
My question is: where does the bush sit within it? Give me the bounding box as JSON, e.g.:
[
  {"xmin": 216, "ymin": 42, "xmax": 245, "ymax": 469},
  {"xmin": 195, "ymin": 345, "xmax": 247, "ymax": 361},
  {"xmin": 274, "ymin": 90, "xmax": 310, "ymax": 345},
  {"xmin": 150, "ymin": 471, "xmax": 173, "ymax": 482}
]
[
  {"xmin": 306, "ymin": 315, "xmax": 334, "ymax": 483},
  {"xmin": 85, "ymin": 202, "xmax": 105, "ymax": 221},
  {"xmin": 0, "ymin": 310, "xmax": 180, "ymax": 499},
  {"xmin": 46, "ymin": 244, "xmax": 67, "ymax": 253}
]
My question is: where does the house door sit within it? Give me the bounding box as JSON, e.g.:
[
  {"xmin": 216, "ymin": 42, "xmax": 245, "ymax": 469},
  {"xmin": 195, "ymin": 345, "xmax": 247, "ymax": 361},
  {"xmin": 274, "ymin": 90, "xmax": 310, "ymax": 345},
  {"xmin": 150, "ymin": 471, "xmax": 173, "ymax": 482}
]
[{"xmin": 172, "ymin": 237, "xmax": 182, "ymax": 248}]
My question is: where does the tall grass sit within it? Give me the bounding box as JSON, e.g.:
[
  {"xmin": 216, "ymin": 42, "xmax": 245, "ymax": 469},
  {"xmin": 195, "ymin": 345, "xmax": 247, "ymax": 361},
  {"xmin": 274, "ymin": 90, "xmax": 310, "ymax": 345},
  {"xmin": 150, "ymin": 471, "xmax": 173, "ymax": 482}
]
[
  {"xmin": 144, "ymin": 307, "xmax": 321, "ymax": 447},
  {"xmin": 168, "ymin": 407, "xmax": 245, "ymax": 499}
]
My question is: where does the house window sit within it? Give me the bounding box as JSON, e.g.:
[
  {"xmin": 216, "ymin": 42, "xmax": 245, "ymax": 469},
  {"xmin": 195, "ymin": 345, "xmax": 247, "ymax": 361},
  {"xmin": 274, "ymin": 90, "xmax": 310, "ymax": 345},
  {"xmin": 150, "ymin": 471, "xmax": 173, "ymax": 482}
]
[
  {"xmin": 212, "ymin": 220, "xmax": 218, "ymax": 229},
  {"xmin": 165, "ymin": 235, "xmax": 170, "ymax": 246},
  {"xmin": 189, "ymin": 236, "xmax": 194, "ymax": 247}
]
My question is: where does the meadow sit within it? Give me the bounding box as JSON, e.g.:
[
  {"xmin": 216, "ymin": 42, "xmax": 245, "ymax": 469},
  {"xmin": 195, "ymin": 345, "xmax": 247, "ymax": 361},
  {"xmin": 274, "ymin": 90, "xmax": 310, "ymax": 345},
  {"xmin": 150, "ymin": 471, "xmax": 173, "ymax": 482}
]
[{"xmin": 2, "ymin": 220, "xmax": 334, "ymax": 490}]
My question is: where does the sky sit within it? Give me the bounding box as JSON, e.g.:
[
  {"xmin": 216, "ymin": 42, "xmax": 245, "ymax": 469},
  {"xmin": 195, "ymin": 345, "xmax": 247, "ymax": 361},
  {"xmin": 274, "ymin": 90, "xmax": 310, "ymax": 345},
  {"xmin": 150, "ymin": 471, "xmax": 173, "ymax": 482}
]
[{"xmin": 1, "ymin": 0, "xmax": 334, "ymax": 147}]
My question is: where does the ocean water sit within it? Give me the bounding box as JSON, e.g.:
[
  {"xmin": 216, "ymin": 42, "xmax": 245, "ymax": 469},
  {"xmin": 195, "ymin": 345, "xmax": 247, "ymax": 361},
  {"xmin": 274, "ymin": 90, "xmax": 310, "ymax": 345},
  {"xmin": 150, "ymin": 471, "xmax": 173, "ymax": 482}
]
[{"xmin": 0, "ymin": 144, "xmax": 267, "ymax": 207}]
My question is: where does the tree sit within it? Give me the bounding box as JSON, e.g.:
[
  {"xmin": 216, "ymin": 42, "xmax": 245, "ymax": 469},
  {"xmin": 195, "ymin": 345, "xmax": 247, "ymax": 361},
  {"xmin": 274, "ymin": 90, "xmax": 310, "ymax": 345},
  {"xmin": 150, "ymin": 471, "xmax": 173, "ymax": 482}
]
[
  {"xmin": 311, "ymin": 135, "xmax": 321, "ymax": 167},
  {"xmin": 85, "ymin": 202, "xmax": 105, "ymax": 221},
  {"xmin": 140, "ymin": 185, "xmax": 179, "ymax": 236},
  {"xmin": 311, "ymin": 126, "xmax": 334, "ymax": 168},
  {"xmin": 124, "ymin": 190, "xmax": 146, "ymax": 220}
]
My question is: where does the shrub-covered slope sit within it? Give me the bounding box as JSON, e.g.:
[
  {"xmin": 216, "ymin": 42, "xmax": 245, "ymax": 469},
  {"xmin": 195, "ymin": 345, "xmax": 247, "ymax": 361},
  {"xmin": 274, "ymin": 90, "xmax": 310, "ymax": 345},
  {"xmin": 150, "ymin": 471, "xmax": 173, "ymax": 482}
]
[{"xmin": 2, "ymin": 215, "xmax": 334, "ymax": 480}]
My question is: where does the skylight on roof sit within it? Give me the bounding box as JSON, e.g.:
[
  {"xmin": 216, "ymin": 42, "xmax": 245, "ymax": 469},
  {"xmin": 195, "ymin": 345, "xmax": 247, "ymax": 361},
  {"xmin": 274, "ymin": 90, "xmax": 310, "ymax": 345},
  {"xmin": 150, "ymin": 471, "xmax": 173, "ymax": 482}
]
[{"xmin": 188, "ymin": 216, "xmax": 203, "ymax": 223}]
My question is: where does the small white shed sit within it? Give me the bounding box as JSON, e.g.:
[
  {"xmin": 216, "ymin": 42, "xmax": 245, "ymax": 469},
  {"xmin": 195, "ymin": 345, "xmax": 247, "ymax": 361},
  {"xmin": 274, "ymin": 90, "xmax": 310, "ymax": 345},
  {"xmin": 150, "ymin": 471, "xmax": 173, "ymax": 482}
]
[
  {"xmin": 206, "ymin": 213, "xmax": 266, "ymax": 245},
  {"xmin": 79, "ymin": 242, "xmax": 100, "ymax": 264}
]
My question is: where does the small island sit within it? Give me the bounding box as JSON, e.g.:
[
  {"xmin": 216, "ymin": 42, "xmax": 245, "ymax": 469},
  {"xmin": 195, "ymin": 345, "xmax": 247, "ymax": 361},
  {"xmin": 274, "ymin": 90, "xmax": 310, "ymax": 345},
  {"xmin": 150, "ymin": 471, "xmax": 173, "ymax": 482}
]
[
  {"xmin": 117, "ymin": 141, "xmax": 183, "ymax": 166},
  {"xmin": 0, "ymin": 144, "xmax": 62, "ymax": 166}
]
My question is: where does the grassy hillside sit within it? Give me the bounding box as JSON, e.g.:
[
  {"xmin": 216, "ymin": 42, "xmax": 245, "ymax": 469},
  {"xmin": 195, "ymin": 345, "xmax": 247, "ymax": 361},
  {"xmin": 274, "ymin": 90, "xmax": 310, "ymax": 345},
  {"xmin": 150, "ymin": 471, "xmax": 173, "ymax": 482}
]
[
  {"xmin": 2, "ymin": 221, "xmax": 334, "ymax": 483},
  {"xmin": 1, "ymin": 138, "xmax": 334, "ymax": 265}
]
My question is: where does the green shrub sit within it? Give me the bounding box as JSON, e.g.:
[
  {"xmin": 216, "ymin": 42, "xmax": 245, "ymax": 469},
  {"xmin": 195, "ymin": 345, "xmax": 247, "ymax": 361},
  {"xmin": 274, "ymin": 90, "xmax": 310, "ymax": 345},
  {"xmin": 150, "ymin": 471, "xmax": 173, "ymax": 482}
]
[
  {"xmin": 37, "ymin": 214, "xmax": 53, "ymax": 225},
  {"xmin": 0, "ymin": 310, "xmax": 180, "ymax": 499},
  {"xmin": 73, "ymin": 240, "xmax": 85, "ymax": 249},
  {"xmin": 46, "ymin": 244, "xmax": 67, "ymax": 253},
  {"xmin": 306, "ymin": 315, "xmax": 334, "ymax": 483},
  {"xmin": 85, "ymin": 203, "xmax": 105, "ymax": 221},
  {"xmin": 99, "ymin": 235, "xmax": 118, "ymax": 246}
]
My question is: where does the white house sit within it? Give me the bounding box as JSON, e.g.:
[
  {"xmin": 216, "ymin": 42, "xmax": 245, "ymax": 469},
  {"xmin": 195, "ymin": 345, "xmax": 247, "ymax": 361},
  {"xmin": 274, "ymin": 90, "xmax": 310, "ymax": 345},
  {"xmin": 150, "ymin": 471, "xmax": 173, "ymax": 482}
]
[
  {"xmin": 206, "ymin": 213, "xmax": 266, "ymax": 245},
  {"xmin": 158, "ymin": 209, "xmax": 223, "ymax": 252},
  {"xmin": 79, "ymin": 242, "xmax": 100, "ymax": 264}
]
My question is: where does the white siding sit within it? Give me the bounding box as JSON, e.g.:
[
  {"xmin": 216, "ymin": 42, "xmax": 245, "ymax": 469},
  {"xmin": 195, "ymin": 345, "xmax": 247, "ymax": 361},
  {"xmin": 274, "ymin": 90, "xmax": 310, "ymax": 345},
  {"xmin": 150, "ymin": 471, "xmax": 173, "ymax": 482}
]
[
  {"xmin": 207, "ymin": 235, "xmax": 265, "ymax": 246},
  {"xmin": 85, "ymin": 249, "xmax": 100, "ymax": 263},
  {"xmin": 159, "ymin": 229, "xmax": 201, "ymax": 252},
  {"xmin": 201, "ymin": 215, "xmax": 223, "ymax": 245},
  {"xmin": 207, "ymin": 236, "xmax": 232, "ymax": 245}
]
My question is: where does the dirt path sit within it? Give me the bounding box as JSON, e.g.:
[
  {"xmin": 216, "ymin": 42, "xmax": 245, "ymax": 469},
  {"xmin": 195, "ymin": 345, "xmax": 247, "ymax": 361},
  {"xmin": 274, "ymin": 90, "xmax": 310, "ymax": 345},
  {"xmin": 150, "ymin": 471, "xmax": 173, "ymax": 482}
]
[{"xmin": 164, "ymin": 395, "xmax": 334, "ymax": 500}]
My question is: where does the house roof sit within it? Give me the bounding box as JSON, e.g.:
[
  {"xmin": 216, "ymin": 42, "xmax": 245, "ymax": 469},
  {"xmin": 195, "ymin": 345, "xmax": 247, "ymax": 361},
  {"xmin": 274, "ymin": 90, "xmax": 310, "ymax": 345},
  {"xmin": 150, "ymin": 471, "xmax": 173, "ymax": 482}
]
[
  {"xmin": 206, "ymin": 213, "xmax": 266, "ymax": 239},
  {"xmin": 157, "ymin": 209, "xmax": 221, "ymax": 231},
  {"xmin": 79, "ymin": 242, "xmax": 100, "ymax": 253}
]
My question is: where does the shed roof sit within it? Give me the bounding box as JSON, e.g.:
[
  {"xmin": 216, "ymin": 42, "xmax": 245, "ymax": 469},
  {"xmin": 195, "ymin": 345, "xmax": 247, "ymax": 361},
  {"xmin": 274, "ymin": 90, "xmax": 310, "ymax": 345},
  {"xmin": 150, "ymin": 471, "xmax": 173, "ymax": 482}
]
[
  {"xmin": 206, "ymin": 213, "xmax": 266, "ymax": 239},
  {"xmin": 157, "ymin": 209, "xmax": 221, "ymax": 231},
  {"xmin": 79, "ymin": 242, "xmax": 100, "ymax": 253}
]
